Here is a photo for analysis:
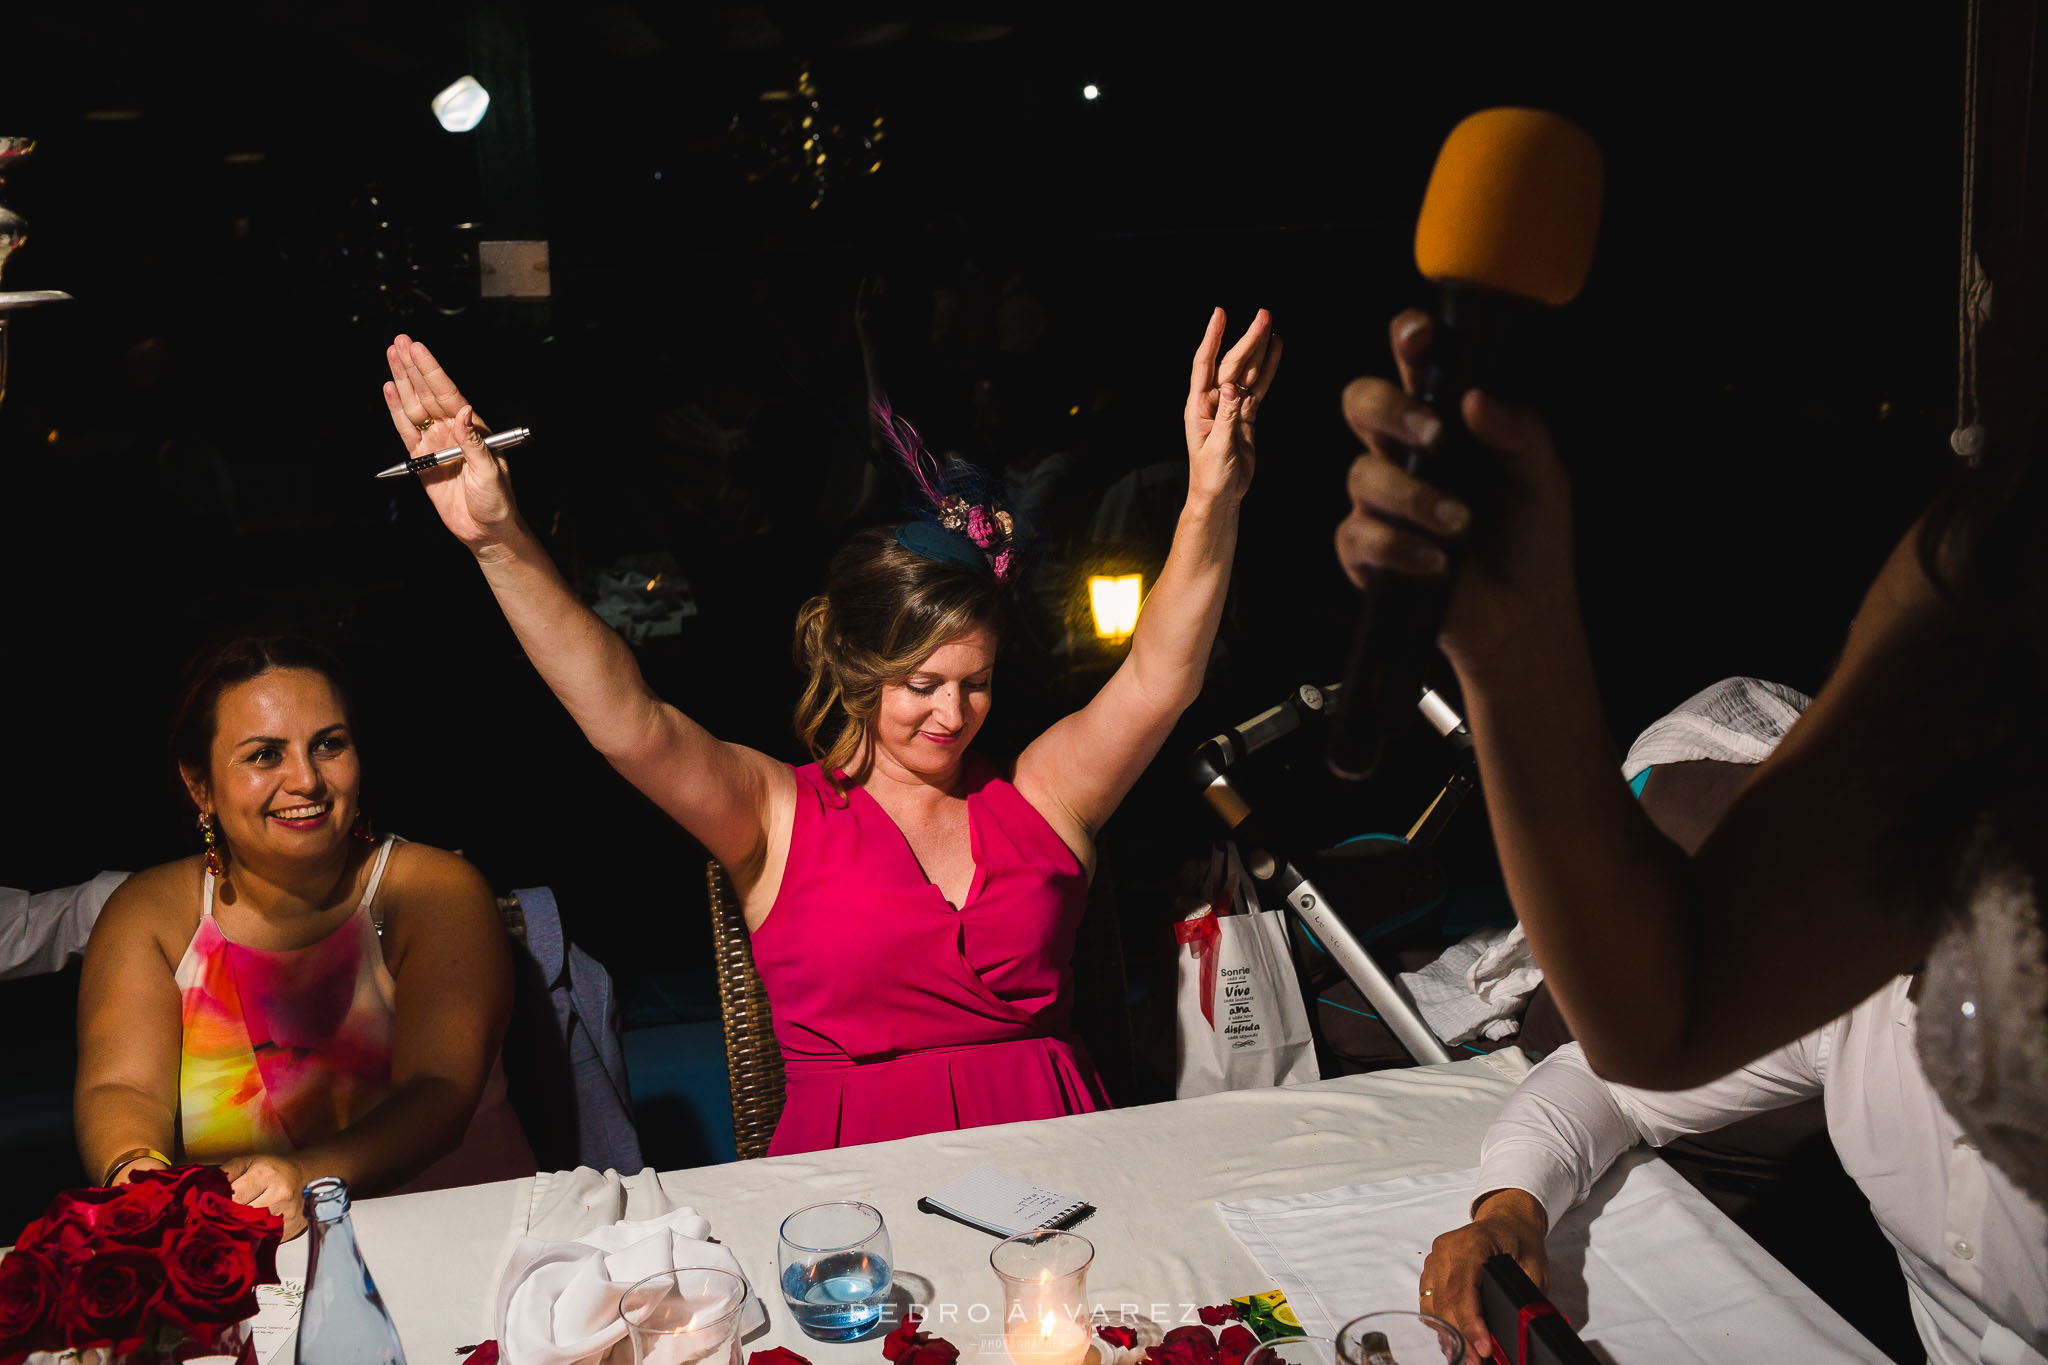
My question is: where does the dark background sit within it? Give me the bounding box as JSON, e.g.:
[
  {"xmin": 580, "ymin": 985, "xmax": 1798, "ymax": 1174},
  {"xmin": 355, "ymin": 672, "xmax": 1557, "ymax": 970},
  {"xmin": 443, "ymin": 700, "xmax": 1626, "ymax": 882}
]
[{"xmin": 0, "ymin": 2, "xmax": 1967, "ymax": 1203}]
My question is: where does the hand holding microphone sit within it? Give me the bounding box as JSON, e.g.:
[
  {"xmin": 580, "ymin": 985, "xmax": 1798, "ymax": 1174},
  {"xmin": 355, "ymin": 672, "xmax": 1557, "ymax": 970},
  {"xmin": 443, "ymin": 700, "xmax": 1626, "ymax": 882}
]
[
  {"xmin": 1335, "ymin": 316, "xmax": 1578, "ymax": 669},
  {"xmin": 1327, "ymin": 108, "xmax": 1603, "ymax": 780}
]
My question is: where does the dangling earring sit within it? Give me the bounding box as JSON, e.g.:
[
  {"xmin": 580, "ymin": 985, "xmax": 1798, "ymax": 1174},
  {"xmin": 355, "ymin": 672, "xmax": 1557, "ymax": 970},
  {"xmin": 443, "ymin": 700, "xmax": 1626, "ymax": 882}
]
[
  {"xmin": 197, "ymin": 812, "xmax": 227, "ymax": 879},
  {"xmin": 352, "ymin": 812, "xmax": 375, "ymax": 843}
]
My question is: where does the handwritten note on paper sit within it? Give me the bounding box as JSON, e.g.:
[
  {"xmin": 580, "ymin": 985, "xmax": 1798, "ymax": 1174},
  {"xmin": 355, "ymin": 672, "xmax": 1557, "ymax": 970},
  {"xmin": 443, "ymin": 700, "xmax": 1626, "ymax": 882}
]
[{"xmin": 252, "ymin": 1280, "xmax": 304, "ymax": 1365}]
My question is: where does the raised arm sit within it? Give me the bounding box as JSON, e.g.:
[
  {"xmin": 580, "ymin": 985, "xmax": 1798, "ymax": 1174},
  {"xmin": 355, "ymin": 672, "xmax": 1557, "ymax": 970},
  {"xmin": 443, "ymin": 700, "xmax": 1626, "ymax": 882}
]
[
  {"xmin": 1338, "ymin": 311, "xmax": 1946, "ymax": 1088},
  {"xmin": 382, "ymin": 338, "xmax": 791, "ymax": 884},
  {"xmin": 1014, "ymin": 308, "xmax": 1280, "ymax": 851}
]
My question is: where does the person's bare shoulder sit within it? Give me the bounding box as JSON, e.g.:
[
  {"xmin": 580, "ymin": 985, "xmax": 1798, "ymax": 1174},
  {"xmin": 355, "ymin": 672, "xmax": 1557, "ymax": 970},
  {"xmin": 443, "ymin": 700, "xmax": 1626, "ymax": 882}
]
[
  {"xmin": 373, "ymin": 842, "xmax": 511, "ymax": 992},
  {"xmin": 377, "ymin": 841, "xmax": 497, "ymax": 929},
  {"xmin": 89, "ymin": 857, "xmax": 205, "ymax": 969}
]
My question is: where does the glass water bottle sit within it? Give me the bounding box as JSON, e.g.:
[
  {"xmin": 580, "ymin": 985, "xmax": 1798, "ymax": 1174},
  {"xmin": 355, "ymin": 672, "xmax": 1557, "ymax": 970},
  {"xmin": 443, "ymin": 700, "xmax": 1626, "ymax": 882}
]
[{"xmin": 296, "ymin": 1177, "xmax": 409, "ymax": 1365}]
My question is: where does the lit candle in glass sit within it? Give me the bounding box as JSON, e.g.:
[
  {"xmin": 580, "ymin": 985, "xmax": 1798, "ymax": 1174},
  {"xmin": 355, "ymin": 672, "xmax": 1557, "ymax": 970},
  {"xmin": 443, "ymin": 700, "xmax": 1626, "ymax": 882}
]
[
  {"xmin": 991, "ymin": 1232, "xmax": 1095, "ymax": 1365},
  {"xmin": 618, "ymin": 1268, "xmax": 750, "ymax": 1365},
  {"xmin": 1017, "ymin": 1307, "xmax": 1090, "ymax": 1365}
]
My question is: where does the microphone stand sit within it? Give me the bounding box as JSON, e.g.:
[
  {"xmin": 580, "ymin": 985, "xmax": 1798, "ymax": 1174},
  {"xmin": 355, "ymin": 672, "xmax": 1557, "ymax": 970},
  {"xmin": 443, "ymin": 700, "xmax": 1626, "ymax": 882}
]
[{"xmin": 1192, "ymin": 684, "xmax": 1464, "ymax": 1066}]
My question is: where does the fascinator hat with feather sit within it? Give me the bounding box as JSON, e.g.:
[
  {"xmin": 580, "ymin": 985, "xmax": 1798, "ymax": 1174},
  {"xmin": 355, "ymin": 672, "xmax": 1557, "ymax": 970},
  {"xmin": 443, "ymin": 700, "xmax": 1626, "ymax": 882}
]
[{"xmin": 872, "ymin": 392, "xmax": 1025, "ymax": 584}]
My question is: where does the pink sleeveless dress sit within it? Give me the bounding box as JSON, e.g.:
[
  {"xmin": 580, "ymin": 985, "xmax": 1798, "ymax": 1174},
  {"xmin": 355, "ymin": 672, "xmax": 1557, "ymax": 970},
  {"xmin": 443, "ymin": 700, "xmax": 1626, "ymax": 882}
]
[
  {"xmin": 751, "ymin": 761, "xmax": 1111, "ymax": 1155},
  {"xmin": 174, "ymin": 836, "xmax": 535, "ymax": 1191}
]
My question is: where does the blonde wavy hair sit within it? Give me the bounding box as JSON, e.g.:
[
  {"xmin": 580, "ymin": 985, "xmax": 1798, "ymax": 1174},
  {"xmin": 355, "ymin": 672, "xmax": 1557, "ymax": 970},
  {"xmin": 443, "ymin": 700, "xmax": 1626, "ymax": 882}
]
[{"xmin": 793, "ymin": 527, "xmax": 1005, "ymax": 791}]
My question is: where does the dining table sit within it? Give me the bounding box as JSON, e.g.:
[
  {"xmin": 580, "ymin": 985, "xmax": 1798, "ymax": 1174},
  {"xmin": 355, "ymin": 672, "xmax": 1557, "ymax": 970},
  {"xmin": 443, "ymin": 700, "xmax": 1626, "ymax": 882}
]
[{"xmin": 273, "ymin": 1048, "xmax": 1888, "ymax": 1363}]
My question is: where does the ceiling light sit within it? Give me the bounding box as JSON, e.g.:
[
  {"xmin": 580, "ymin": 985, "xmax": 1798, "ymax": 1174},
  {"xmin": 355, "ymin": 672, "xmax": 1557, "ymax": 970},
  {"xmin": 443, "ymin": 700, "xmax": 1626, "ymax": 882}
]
[{"xmin": 432, "ymin": 76, "xmax": 491, "ymax": 133}]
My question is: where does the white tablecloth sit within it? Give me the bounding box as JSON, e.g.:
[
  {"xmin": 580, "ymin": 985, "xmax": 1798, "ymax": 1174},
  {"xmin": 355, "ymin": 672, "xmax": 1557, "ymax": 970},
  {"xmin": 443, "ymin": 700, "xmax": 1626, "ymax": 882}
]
[
  {"xmin": 271, "ymin": 1049, "xmax": 1880, "ymax": 1363},
  {"xmin": 1219, "ymin": 1152, "xmax": 1888, "ymax": 1362},
  {"xmin": 277, "ymin": 1053, "xmax": 1531, "ymax": 1359}
]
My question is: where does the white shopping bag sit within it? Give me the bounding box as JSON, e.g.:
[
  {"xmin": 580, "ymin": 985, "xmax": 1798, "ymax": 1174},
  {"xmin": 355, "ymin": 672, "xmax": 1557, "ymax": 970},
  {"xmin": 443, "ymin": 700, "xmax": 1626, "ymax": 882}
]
[{"xmin": 1173, "ymin": 846, "xmax": 1321, "ymax": 1098}]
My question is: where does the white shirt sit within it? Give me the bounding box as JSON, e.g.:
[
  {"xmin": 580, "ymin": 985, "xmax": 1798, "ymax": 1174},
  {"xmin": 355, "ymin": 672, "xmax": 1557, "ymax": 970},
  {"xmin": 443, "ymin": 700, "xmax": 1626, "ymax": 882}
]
[
  {"xmin": 0, "ymin": 871, "xmax": 128, "ymax": 981},
  {"xmin": 1478, "ymin": 979, "xmax": 2048, "ymax": 1365},
  {"xmin": 1619, "ymin": 675, "xmax": 1812, "ymax": 780}
]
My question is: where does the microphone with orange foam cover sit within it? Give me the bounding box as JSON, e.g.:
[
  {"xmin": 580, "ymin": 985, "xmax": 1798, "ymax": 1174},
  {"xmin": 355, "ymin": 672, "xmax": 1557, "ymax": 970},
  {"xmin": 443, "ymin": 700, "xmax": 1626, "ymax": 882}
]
[
  {"xmin": 1328, "ymin": 109, "xmax": 1603, "ymax": 781},
  {"xmin": 1413, "ymin": 108, "xmax": 1603, "ymax": 306}
]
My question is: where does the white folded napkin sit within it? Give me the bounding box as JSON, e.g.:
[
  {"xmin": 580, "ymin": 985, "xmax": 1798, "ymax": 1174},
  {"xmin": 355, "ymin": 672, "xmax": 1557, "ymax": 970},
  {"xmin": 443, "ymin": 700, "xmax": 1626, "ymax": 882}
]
[
  {"xmin": 498, "ymin": 1167, "xmax": 767, "ymax": 1365},
  {"xmin": 1397, "ymin": 924, "xmax": 1542, "ymax": 1045}
]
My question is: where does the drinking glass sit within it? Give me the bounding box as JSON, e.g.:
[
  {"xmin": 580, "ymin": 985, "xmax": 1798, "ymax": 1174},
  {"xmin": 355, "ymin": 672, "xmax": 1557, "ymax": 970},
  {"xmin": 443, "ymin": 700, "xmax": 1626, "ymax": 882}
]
[
  {"xmin": 1245, "ymin": 1338, "xmax": 1338, "ymax": 1365},
  {"xmin": 619, "ymin": 1267, "xmax": 750, "ymax": 1365},
  {"xmin": 1335, "ymin": 1312, "xmax": 1464, "ymax": 1365},
  {"xmin": 777, "ymin": 1201, "xmax": 893, "ymax": 1341},
  {"xmin": 990, "ymin": 1231, "xmax": 1095, "ymax": 1365}
]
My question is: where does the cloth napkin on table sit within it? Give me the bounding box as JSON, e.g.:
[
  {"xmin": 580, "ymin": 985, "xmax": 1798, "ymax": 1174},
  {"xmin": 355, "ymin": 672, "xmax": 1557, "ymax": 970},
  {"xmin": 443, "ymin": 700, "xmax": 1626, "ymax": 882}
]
[
  {"xmin": 497, "ymin": 1167, "xmax": 767, "ymax": 1365},
  {"xmin": 1397, "ymin": 924, "xmax": 1542, "ymax": 1045}
]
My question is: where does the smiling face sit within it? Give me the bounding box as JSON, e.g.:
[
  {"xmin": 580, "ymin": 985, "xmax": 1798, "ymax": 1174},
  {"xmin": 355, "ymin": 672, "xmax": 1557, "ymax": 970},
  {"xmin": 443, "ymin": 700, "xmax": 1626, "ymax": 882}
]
[
  {"xmin": 181, "ymin": 667, "xmax": 362, "ymax": 871},
  {"xmin": 868, "ymin": 623, "xmax": 998, "ymax": 785}
]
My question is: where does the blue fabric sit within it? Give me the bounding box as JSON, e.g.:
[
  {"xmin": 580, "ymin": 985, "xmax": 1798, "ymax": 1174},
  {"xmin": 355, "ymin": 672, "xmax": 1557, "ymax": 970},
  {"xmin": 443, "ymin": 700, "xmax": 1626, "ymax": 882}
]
[
  {"xmin": 514, "ymin": 887, "xmax": 645, "ymax": 1172},
  {"xmin": 1629, "ymin": 768, "xmax": 1653, "ymax": 799},
  {"xmin": 623, "ymin": 1021, "xmax": 736, "ymax": 1166},
  {"xmin": 895, "ymin": 520, "xmax": 990, "ymax": 573}
]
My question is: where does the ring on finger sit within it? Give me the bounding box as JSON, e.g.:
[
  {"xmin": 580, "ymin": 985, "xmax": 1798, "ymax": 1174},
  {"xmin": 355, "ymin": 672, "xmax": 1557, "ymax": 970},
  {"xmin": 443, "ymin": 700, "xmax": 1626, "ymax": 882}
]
[{"xmin": 415, "ymin": 418, "xmax": 434, "ymax": 433}]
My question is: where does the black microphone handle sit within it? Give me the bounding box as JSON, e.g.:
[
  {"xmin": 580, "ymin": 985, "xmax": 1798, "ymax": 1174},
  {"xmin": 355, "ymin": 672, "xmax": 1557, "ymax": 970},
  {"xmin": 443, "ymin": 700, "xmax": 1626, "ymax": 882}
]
[
  {"xmin": 1326, "ymin": 281, "xmax": 1534, "ymax": 780},
  {"xmin": 1326, "ymin": 558, "xmax": 1448, "ymax": 780}
]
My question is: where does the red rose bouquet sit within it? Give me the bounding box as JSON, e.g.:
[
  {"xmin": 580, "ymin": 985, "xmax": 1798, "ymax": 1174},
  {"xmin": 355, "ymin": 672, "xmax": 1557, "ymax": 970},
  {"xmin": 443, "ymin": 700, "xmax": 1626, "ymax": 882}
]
[{"xmin": 1, "ymin": 1166, "xmax": 282, "ymax": 1365}]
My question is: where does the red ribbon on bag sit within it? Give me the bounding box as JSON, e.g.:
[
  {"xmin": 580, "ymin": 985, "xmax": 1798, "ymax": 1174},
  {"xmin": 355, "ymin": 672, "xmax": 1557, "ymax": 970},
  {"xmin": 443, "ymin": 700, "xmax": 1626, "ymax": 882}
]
[
  {"xmin": 1508, "ymin": 1299, "xmax": 1561, "ymax": 1365},
  {"xmin": 1174, "ymin": 913, "xmax": 1222, "ymax": 1027}
]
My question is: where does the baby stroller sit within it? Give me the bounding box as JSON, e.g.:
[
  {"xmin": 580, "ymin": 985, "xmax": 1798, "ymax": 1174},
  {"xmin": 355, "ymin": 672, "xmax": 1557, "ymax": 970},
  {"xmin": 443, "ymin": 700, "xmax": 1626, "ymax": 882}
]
[{"xmin": 1190, "ymin": 682, "xmax": 1501, "ymax": 1069}]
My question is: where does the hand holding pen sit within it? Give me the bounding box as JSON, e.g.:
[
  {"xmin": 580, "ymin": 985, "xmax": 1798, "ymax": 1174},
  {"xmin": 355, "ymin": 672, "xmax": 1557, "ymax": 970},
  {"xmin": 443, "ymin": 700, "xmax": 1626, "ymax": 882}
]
[
  {"xmin": 374, "ymin": 425, "xmax": 532, "ymax": 479},
  {"xmin": 381, "ymin": 334, "xmax": 526, "ymax": 553}
]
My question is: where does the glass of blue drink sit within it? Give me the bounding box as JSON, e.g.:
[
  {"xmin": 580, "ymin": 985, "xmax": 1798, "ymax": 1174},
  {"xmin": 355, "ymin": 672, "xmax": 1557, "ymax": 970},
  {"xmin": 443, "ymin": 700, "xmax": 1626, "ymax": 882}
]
[{"xmin": 777, "ymin": 1201, "xmax": 893, "ymax": 1342}]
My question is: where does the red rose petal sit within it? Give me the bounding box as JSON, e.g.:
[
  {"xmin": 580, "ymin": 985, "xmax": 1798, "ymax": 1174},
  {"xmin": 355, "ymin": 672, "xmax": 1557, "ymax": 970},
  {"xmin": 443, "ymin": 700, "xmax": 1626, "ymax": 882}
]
[
  {"xmin": 905, "ymin": 1341, "xmax": 962, "ymax": 1365},
  {"xmin": 1098, "ymin": 1325, "xmax": 1140, "ymax": 1350},
  {"xmin": 882, "ymin": 1314, "xmax": 924, "ymax": 1361},
  {"xmin": 748, "ymin": 1349, "xmax": 812, "ymax": 1365},
  {"xmin": 1217, "ymin": 1324, "xmax": 1259, "ymax": 1365},
  {"xmin": 97, "ymin": 1180, "xmax": 182, "ymax": 1247},
  {"xmin": 157, "ymin": 1219, "xmax": 263, "ymax": 1335},
  {"xmin": 0, "ymin": 1246, "xmax": 62, "ymax": 1359},
  {"xmin": 13, "ymin": 1206, "xmax": 97, "ymax": 1272},
  {"xmin": 1197, "ymin": 1306, "xmax": 1239, "ymax": 1327},
  {"xmin": 58, "ymin": 1247, "xmax": 164, "ymax": 1357}
]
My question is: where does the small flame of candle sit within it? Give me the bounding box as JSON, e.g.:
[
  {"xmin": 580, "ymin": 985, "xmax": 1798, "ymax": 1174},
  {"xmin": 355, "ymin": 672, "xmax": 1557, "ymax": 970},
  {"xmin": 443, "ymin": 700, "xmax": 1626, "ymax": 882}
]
[{"xmin": 1039, "ymin": 1311, "xmax": 1058, "ymax": 1343}]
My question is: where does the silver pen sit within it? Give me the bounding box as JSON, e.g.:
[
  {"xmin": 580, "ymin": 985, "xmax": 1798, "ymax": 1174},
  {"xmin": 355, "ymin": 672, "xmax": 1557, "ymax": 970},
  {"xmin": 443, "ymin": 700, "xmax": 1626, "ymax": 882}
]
[{"xmin": 373, "ymin": 426, "xmax": 533, "ymax": 479}]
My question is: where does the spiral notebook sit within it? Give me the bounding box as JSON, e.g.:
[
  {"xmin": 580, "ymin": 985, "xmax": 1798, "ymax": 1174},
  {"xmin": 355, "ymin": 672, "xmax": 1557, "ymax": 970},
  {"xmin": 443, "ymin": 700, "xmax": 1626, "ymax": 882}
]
[{"xmin": 917, "ymin": 1163, "xmax": 1095, "ymax": 1237}]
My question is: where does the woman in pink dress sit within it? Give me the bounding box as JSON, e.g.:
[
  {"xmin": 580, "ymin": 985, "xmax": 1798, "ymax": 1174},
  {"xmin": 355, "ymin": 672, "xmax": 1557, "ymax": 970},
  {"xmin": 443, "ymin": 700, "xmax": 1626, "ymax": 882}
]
[{"xmin": 380, "ymin": 306, "xmax": 1280, "ymax": 1152}]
